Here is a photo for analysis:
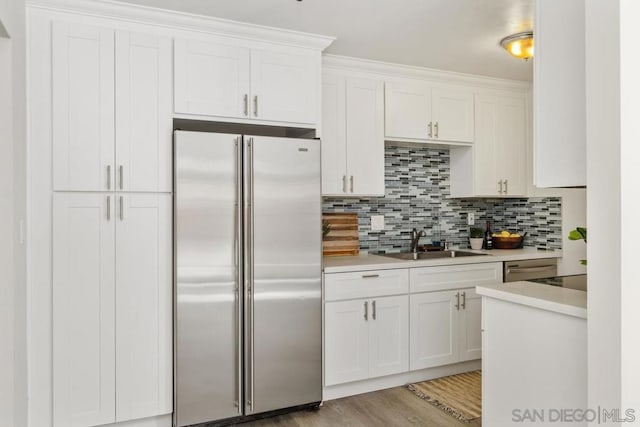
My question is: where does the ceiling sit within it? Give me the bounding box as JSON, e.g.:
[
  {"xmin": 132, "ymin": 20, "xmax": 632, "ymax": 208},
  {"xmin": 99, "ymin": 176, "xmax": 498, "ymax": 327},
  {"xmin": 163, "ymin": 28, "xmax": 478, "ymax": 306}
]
[{"xmin": 119, "ymin": 0, "xmax": 534, "ymax": 81}]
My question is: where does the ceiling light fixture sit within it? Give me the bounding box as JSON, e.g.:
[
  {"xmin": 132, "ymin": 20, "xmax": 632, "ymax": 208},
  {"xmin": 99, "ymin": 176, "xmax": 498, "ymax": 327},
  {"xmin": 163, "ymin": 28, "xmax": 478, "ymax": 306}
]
[{"xmin": 500, "ymin": 31, "xmax": 534, "ymax": 61}]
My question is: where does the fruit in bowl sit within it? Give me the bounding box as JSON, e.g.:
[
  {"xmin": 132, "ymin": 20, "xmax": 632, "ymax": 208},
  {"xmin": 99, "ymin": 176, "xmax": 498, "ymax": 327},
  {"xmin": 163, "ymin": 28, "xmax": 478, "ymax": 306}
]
[
  {"xmin": 492, "ymin": 230, "xmax": 521, "ymax": 238},
  {"xmin": 491, "ymin": 230, "xmax": 525, "ymax": 249}
]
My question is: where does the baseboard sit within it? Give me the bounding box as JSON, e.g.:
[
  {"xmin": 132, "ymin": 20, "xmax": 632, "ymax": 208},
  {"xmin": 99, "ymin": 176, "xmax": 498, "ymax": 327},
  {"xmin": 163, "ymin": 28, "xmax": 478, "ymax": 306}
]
[{"xmin": 322, "ymin": 360, "xmax": 481, "ymax": 401}]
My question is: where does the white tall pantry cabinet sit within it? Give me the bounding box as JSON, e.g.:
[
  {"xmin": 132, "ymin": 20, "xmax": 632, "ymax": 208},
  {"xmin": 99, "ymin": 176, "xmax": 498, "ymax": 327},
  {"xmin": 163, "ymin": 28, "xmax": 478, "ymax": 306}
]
[{"xmin": 50, "ymin": 19, "xmax": 173, "ymax": 427}]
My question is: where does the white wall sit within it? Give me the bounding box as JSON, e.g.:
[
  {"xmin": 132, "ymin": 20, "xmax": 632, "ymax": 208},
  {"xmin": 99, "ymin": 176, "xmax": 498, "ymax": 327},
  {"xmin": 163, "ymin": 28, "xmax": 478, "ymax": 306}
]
[
  {"xmin": 585, "ymin": 0, "xmax": 640, "ymax": 418},
  {"xmin": 0, "ymin": 0, "xmax": 27, "ymax": 425}
]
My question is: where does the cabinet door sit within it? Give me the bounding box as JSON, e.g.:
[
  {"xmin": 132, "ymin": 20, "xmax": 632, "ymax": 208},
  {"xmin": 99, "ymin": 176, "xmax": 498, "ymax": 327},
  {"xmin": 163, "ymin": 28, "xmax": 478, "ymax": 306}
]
[
  {"xmin": 345, "ymin": 77, "xmax": 385, "ymax": 196},
  {"xmin": 499, "ymin": 95, "xmax": 527, "ymax": 196},
  {"xmin": 250, "ymin": 49, "xmax": 318, "ymax": 124},
  {"xmin": 174, "ymin": 38, "xmax": 250, "ymax": 119},
  {"xmin": 115, "ymin": 194, "xmax": 172, "ymax": 421},
  {"xmin": 321, "ymin": 73, "xmax": 347, "ymax": 195},
  {"xmin": 385, "ymin": 80, "xmax": 431, "ymax": 141},
  {"xmin": 115, "ymin": 32, "xmax": 172, "ymax": 192},
  {"xmin": 324, "ymin": 300, "xmax": 369, "ymax": 386},
  {"xmin": 52, "ymin": 22, "xmax": 115, "ymax": 191},
  {"xmin": 473, "ymin": 95, "xmax": 501, "ymax": 196},
  {"xmin": 53, "ymin": 193, "xmax": 115, "ymax": 427},
  {"xmin": 369, "ymin": 296, "xmax": 409, "ymax": 378},
  {"xmin": 431, "ymin": 87, "xmax": 475, "ymax": 143},
  {"xmin": 459, "ymin": 288, "xmax": 482, "ymax": 362},
  {"xmin": 410, "ymin": 291, "xmax": 459, "ymax": 370}
]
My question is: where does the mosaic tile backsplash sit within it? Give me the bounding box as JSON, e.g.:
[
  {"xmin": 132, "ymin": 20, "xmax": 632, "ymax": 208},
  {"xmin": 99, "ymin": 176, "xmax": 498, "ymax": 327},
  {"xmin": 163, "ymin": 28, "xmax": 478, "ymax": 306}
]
[{"xmin": 323, "ymin": 144, "xmax": 562, "ymax": 254}]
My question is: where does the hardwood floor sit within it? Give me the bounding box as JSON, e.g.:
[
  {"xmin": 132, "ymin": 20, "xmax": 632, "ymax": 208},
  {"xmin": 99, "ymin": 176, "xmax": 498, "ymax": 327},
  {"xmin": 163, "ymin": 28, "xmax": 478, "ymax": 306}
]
[{"xmin": 239, "ymin": 387, "xmax": 482, "ymax": 427}]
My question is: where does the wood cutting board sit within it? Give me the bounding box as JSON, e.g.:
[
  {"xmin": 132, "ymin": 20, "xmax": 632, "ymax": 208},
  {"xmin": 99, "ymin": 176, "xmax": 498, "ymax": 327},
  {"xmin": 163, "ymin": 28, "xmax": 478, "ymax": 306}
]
[{"xmin": 322, "ymin": 213, "xmax": 359, "ymax": 257}]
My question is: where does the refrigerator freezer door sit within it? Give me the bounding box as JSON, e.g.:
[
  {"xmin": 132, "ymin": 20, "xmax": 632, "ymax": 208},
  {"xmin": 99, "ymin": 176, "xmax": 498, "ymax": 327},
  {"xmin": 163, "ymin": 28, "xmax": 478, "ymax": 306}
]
[
  {"xmin": 244, "ymin": 136, "xmax": 322, "ymax": 415},
  {"xmin": 175, "ymin": 131, "xmax": 242, "ymax": 426}
]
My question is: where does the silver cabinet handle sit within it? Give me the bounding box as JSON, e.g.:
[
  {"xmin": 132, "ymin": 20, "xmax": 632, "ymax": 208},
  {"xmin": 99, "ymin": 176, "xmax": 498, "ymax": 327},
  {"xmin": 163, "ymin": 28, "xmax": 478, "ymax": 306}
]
[
  {"xmin": 461, "ymin": 292, "xmax": 466, "ymax": 310},
  {"xmin": 434, "ymin": 122, "xmax": 439, "ymax": 138},
  {"xmin": 243, "ymin": 94, "xmax": 249, "ymax": 117},
  {"xmin": 362, "ymin": 274, "xmax": 379, "ymax": 279},
  {"xmin": 498, "ymin": 180, "xmax": 504, "ymax": 194},
  {"xmin": 119, "ymin": 196, "xmax": 123, "ymax": 221},
  {"xmin": 107, "ymin": 165, "xmax": 111, "ymax": 190},
  {"xmin": 504, "ymin": 179, "xmax": 508, "ymax": 194},
  {"xmin": 253, "ymin": 95, "xmax": 258, "ymax": 117},
  {"xmin": 342, "ymin": 175, "xmax": 347, "ymax": 193},
  {"xmin": 372, "ymin": 300, "xmax": 376, "ymax": 320},
  {"xmin": 106, "ymin": 196, "xmax": 111, "ymax": 221},
  {"xmin": 428, "ymin": 121, "xmax": 433, "ymax": 138},
  {"xmin": 455, "ymin": 292, "xmax": 460, "ymax": 310},
  {"xmin": 364, "ymin": 301, "xmax": 368, "ymax": 321},
  {"xmin": 119, "ymin": 165, "xmax": 123, "ymax": 190},
  {"xmin": 350, "ymin": 175, "xmax": 354, "ymax": 193},
  {"xmin": 234, "ymin": 137, "xmax": 243, "ymax": 413}
]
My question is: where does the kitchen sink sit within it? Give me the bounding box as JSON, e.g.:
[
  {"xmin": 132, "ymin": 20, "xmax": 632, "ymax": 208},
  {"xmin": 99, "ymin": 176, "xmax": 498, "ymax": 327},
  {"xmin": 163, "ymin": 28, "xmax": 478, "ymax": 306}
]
[{"xmin": 381, "ymin": 250, "xmax": 487, "ymax": 261}]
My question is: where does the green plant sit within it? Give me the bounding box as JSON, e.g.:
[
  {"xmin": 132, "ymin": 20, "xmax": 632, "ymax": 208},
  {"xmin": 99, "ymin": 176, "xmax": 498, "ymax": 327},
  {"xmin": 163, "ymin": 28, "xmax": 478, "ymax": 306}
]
[
  {"xmin": 322, "ymin": 221, "xmax": 332, "ymax": 238},
  {"xmin": 470, "ymin": 227, "xmax": 484, "ymax": 239},
  {"xmin": 568, "ymin": 227, "xmax": 587, "ymax": 265}
]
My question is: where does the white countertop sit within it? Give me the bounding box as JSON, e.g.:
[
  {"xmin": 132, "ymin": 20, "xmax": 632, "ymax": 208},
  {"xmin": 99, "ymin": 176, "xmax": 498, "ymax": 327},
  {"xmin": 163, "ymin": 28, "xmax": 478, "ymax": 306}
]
[
  {"xmin": 476, "ymin": 281, "xmax": 587, "ymax": 319},
  {"xmin": 323, "ymin": 248, "xmax": 562, "ymax": 274}
]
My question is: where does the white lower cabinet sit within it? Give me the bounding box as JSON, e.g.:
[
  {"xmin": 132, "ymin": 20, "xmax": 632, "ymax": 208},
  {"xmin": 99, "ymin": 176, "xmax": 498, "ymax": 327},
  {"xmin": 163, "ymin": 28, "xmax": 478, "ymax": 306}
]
[
  {"xmin": 53, "ymin": 193, "xmax": 172, "ymax": 427},
  {"xmin": 324, "ymin": 295, "xmax": 409, "ymax": 386},
  {"xmin": 324, "ymin": 263, "xmax": 499, "ymax": 389},
  {"xmin": 410, "ymin": 288, "xmax": 482, "ymax": 371}
]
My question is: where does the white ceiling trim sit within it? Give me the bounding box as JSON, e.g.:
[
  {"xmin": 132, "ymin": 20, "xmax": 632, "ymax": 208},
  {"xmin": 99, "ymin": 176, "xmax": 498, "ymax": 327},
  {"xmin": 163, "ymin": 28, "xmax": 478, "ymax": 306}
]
[{"xmin": 25, "ymin": 0, "xmax": 335, "ymax": 50}]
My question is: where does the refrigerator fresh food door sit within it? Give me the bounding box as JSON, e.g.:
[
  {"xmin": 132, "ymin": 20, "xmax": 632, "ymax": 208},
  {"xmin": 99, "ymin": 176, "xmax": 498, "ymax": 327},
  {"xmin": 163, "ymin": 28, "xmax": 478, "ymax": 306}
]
[
  {"xmin": 244, "ymin": 136, "xmax": 322, "ymax": 415},
  {"xmin": 175, "ymin": 131, "xmax": 243, "ymax": 426}
]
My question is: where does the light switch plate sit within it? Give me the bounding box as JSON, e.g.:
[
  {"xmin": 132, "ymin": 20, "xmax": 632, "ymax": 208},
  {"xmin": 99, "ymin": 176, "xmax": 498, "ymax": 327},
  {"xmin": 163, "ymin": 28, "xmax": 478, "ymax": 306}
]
[
  {"xmin": 467, "ymin": 212, "xmax": 475, "ymax": 225},
  {"xmin": 371, "ymin": 215, "xmax": 385, "ymax": 231}
]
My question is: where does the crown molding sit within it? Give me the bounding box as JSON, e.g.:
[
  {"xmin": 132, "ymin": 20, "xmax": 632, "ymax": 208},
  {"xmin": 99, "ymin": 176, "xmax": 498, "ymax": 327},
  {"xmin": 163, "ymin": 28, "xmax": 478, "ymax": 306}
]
[
  {"xmin": 26, "ymin": 0, "xmax": 335, "ymax": 51},
  {"xmin": 323, "ymin": 54, "xmax": 531, "ymax": 91}
]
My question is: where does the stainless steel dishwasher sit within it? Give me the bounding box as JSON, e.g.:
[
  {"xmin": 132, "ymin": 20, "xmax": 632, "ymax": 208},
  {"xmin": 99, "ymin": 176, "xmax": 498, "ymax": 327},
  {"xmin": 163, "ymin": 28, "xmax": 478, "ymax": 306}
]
[{"xmin": 503, "ymin": 258, "xmax": 558, "ymax": 282}]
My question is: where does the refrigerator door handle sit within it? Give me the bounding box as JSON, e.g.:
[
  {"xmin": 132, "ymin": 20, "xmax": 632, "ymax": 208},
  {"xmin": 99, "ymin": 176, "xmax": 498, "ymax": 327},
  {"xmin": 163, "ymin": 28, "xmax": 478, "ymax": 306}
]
[
  {"xmin": 234, "ymin": 137, "xmax": 243, "ymax": 413},
  {"xmin": 244, "ymin": 137, "xmax": 256, "ymax": 413}
]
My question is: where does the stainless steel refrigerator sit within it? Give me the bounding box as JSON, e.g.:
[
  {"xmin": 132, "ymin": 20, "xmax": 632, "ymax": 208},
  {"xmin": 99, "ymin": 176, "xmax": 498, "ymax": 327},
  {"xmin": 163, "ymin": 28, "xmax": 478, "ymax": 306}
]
[{"xmin": 174, "ymin": 131, "xmax": 322, "ymax": 427}]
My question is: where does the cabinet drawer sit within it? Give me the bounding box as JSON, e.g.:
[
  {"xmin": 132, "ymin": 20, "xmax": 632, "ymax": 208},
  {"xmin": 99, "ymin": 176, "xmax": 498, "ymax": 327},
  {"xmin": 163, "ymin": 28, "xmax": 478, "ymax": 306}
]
[
  {"xmin": 410, "ymin": 262, "xmax": 502, "ymax": 293},
  {"xmin": 324, "ymin": 269, "xmax": 409, "ymax": 301}
]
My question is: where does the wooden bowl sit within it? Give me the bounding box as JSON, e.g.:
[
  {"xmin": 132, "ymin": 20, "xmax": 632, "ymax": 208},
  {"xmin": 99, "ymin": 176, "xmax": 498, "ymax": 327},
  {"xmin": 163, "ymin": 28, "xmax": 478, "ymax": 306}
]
[{"xmin": 492, "ymin": 235, "xmax": 524, "ymax": 249}]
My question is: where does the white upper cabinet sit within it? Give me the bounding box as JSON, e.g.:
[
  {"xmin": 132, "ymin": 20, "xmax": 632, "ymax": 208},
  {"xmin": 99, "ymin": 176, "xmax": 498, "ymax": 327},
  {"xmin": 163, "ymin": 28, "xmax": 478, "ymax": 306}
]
[
  {"xmin": 52, "ymin": 22, "xmax": 115, "ymax": 192},
  {"xmin": 385, "ymin": 80, "xmax": 474, "ymax": 144},
  {"xmin": 53, "ymin": 22, "xmax": 172, "ymax": 193},
  {"xmin": 174, "ymin": 39, "xmax": 251, "ymax": 119},
  {"xmin": 115, "ymin": 194, "xmax": 172, "ymax": 421},
  {"xmin": 450, "ymin": 92, "xmax": 527, "ymax": 198},
  {"xmin": 431, "ymin": 87, "xmax": 475, "ymax": 143},
  {"xmin": 174, "ymin": 38, "xmax": 320, "ymax": 126},
  {"xmin": 384, "ymin": 80, "xmax": 431, "ymax": 141},
  {"xmin": 321, "ymin": 71, "xmax": 384, "ymax": 197},
  {"xmin": 250, "ymin": 49, "xmax": 318, "ymax": 124},
  {"xmin": 53, "ymin": 193, "xmax": 116, "ymax": 427},
  {"xmin": 115, "ymin": 31, "xmax": 173, "ymax": 192},
  {"xmin": 534, "ymin": 0, "xmax": 586, "ymax": 188}
]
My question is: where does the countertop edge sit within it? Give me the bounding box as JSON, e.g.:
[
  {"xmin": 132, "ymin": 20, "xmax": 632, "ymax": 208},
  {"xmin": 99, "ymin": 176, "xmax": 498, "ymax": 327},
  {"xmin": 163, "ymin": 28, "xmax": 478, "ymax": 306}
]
[
  {"xmin": 476, "ymin": 282, "xmax": 587, "ymax": 319},
  {"xmin": 323, "ymin": 249, "xmax": 563, "ymax": 274}
]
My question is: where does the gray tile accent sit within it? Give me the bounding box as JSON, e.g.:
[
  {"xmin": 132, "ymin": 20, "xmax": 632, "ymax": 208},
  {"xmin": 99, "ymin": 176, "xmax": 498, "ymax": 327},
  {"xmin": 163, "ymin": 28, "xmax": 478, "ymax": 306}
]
[{"xmin": 323, "ymin": 144, "xmax": 562, "ymax": 254}]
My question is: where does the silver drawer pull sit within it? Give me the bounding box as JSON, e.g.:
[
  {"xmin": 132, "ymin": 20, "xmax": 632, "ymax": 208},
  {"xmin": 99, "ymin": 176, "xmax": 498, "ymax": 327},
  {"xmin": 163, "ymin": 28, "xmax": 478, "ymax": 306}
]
[
  {"xmin": 372, "ymin": 300, "xmax": 376, "ymax": 320},
  {"xmin": 507, "ymin": 266, "xmax": 557, "ymax": 274},
  {"xmin": 364, "ymin": 301, "xmax": 368, "ymax": 321},
  {"xmin": 362, "ymin": 274, "xmax": 380, "ymax": 279}
]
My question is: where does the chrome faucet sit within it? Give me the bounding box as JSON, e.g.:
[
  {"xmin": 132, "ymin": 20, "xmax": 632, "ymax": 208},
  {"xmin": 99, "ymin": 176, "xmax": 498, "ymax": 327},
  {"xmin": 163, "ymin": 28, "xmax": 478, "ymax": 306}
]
[{"xmin": 410, "ymin": 228, "xmax": 427, "ymax": 253}]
